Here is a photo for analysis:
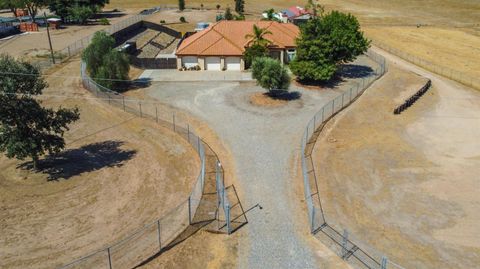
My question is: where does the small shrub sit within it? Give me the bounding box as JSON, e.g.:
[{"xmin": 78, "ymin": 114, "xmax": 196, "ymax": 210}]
[
  {"xmin": 160, "ymin": 20, "xmax": 166, "ymax": 23},
  {"xmin": 252, "ymin": 57, "xmax": 290, "ymax": 93},
  {"xmin": 99, "ymin": 18, "xmax": 110, "ymax": 25},
  {"xmin": 179, "ymin": 16, "xmax": 186, "ymax": 23}
]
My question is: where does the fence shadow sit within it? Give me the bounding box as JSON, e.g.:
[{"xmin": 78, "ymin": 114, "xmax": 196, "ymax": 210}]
[{"xmin": 19, "ymin": 140, "xmax": 136, "ymax": 181}]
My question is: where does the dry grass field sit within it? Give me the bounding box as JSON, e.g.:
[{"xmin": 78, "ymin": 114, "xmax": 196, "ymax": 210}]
[
  {"xmin": 312, "ymin": 63, "xmax": 480, "ymax": 268},
  {"xmin": 0, "ymin": 58, "xmax": 200, "ymax": 269}
]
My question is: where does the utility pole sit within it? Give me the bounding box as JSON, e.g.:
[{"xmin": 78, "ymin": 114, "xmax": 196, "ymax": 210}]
[{"xmin": 44, "ymin": 12, "xmax": 55, "ymax": 64}]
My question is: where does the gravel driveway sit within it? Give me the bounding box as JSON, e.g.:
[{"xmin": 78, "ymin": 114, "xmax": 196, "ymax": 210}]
[{"xmin": 143, "ymin": 55, "xmax": 379, "ymax": 268}]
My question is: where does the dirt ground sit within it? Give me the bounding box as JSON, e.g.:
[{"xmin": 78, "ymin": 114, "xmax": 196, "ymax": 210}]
[
  {"xmin": 0, "ymin": 9, "xmax": 140, "ymax": 59},
  {"xmin": 0, "ymin": 58, "xmax": 200, "ymax": 269},
  {"xmin": 312, "ymin": 63, "xmax": 480, "ymax": 268}
]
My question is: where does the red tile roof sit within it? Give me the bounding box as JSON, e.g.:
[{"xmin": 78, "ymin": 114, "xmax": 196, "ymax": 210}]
[{"xmin": 176, "ymin": 21, "xmax": 299, "ymax": 56}]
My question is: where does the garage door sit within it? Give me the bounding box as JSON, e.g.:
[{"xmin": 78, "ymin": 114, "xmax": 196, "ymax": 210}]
[
  {"xmin": 226, "ymin": 57, "xmax": 241, "ymax": 71},
  {"xmin": 205, "ymin": 57, "xmax": 221, "ymax": 70},
  {"xmin": 182, "ymin": 56, "xmax": 198, "ymax": 68}
]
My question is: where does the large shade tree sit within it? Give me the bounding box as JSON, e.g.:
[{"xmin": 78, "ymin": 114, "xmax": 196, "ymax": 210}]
[
  {"xmin": 0, "ymin": 55, "xmax": 80, "ymax": 169},
  {"xmin": 290, "ymin": 11, "xmax": 370, "ymax": 82},
  {"xmin": 82, "ymin": 31, "xmax": 130, "ymax": 89}
]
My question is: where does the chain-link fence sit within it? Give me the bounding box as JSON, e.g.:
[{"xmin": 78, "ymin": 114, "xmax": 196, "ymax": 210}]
[
  {"xmin": 300, "ymin": 50, "xmax": 405, "ymax": 269},
  {"xmin": 57, "ymin": 62, "xmax": 231, "ymax": 269},
  {"xmin": 373, "ymin": 41, "xmax": 480, "ymax": 91}
]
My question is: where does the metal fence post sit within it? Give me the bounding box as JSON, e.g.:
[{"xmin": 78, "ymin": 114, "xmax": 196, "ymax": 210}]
[
  {"xmin": 194, "ymin": 133, "xmax": 199, "ymax": 151},
  {"xmin": 188, "ymin": 196, "xmax": 192, "ymax": 224},
  {"xmin": 155, "ymin": 106, "xmax": 158, "ymax": 123},
  {"xmin": 122, "ymin": 96, "xmax": 125, "ymax": 111},
  {"xmin": 226, "ymin": 203, "xmax": 231, "ymax": 234},
  {"xmin": 173, "ymin": 113, "xmax": 176, "ymax": 132},
  {"xmin": 107, "ymin": 247, "xmax": 113, "ymax": 269},
  {"xmin": 139, "ymin": 103, "xmax": 142, "ymax": 117},
  {"xmin": 157, "ymin": 220, "xmax": 161, "ymax": 251},
  {"xmin": 187, "ymin": 124, "xmax": 190, "ymax": 143},
  {"xmin": 341, "ymin": 229, "xmax": 348, "ymax": 259},
  {"xmin": 381, "ymin": 257, "xmax": 388, "ymax": 269}
]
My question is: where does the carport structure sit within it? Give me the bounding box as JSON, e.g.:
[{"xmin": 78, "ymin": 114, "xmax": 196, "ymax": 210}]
[{"xmin": 175, "ymin": 20, "xmax": 299, "ymax": 71}]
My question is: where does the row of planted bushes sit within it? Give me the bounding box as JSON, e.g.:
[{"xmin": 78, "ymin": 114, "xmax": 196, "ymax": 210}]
[{"xmin": 393, "ymin": 79, "xmax": 432, "ymax": 114}]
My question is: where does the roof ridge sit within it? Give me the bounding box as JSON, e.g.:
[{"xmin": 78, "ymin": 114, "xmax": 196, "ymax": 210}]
[
  {"xmin": 177, "ymin": 23, "xmax": 217, "ymax": 54},
  {"xmin": 212, "ymin": 23, "xmax": 244, "ymax": 52}
]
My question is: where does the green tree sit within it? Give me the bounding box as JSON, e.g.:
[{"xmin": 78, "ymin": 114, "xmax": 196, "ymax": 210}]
[
  {"xmin": 251, "ymin": 57, "xmax": 290, "ymax": 93},
  {"xmin": 0, "ymin": 55, "xmax": 80, "ymax": 169},
  {"xmin": 49, "ymin": 0, "xmax": 109, "ymax": 22},
  {"xmin": 305, "ymin": 0, "xmax": 324, "ymax": 18},
  {"xmin": 178, "ymin": 0, "xmax": 185, "ymax": 11},
  {"xmin": 224, "ymin": 6, "xmax": 233, "ymax": 20},
  {"xmin": 234, "ymin": 0, "xmax": 244, "ymax": 14},
  {"xmin": 23, "ymin": 0, "xmax": 49, "ymax": 23},
  {"xmin": 245, "ymin": 24, "xmax": 272, "ymax": 47},
  {"xmin": 0, "ymin": 0, "xmax": 23, "ymax": 17},
  {"xmin": 69, "ymin": 5, "xmax": 95, "ymax": 24},
  {"xmin": 290, "ymin": 11, "xmax": 370, "ymax": 82},
  {"xmin": 48, "ymin": 0, "xmax": 73, "ymax": 22},
  {"xmin": 82, "ymin": 31, "xmax": 130, "ymax": 90},
  {"xmin": 96, "ymin": 50, "xmax": 130, "ymax": 89},
  {"xmin": 243, "ymin": 43, "xmax": 268, "ymax": 69},
  {"xmin": 82, "ymin": 31, "xmax": 115, "ymax": 77}
]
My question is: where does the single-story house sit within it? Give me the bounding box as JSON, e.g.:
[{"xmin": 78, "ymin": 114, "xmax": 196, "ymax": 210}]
[
  {"xmin": 281, "ymin": 6, "xmax": 312, "ymax": 25},
  {"xmin": 175, "ymin": 20, "xmax": 299, "ymax": 71}
]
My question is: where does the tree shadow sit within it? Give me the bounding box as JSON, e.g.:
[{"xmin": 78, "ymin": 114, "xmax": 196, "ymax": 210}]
[
  {"xmin": 295, "ymin": 77, "xmax": 343, "ymax": 89},
  {"xmin": 18, "ymin": 141, "xmax": 136, "ymax": 181},
  {"xmin": 114, "ymin": 77, "xmax": 152, "ymax": 92},
  {"xmin": 295, "ymin": 64, "xmax": 373, "ymax": 90},
  {"xmin": 337, "ymin": 64, "xmax": 373, "ymax": 79},
  {"xmin": 266, "ymin": 90, "xmax": 302, "ymax": 101}
]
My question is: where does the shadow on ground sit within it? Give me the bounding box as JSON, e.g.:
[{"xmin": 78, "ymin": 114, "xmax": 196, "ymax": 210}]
[
  {"xmin": 267, "ymin": 90, "xmax": 302, "ymax": 101},
  {"xmin": 338, "ymin": 64, "xmax": 374, "ymax": 79},
  {"xmin": 295, "ymin": 64, "xmax": 374, "ymax": 89},
  {"xmin": 19, "ymin": 140, "xmax": 136, "ymax": 181}
]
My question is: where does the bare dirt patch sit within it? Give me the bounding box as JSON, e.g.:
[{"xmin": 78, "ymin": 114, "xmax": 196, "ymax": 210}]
[
  {"xmin": 0, "ymin": 58, "xmax": 200, "ymax": 269},
  {"xmin": 312, "ymin": 63, "xmax": 480, "ymax": 268},
  {"xmin": 249, "ymin": 92, "xmax": 287, "ymax": 107},
  {"xmin": 0, "ymin": 10, "xmax": 140, "ymax": 59}
]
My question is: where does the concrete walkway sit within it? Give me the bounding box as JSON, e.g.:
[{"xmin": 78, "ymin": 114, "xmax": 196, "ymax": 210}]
[
  {"xmin": 140, "ymin": 69, "xmax": 254, "ymax": 82},
  {"xmin": 142, "ymin": 55, "xmax": 380, "ymax": 268}
]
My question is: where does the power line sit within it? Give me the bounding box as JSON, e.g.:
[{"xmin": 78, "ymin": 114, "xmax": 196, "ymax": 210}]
[
  {"xmin": 0, "ymin": 70, "xmax": 151, "ymax": 83},
  {"xmin": 0, "ymin": 91, "xmax": 166, "ymax": 105}
]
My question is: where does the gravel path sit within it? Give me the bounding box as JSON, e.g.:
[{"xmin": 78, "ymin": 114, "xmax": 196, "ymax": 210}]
[{"xmin": 143, "ymin": 55, "xmax": 379, "ymax": 268}]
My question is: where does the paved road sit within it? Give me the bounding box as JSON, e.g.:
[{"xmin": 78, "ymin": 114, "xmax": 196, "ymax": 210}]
[{"xmin": 143, "ymin": 55, "xmax": 379, "ymax": 268}]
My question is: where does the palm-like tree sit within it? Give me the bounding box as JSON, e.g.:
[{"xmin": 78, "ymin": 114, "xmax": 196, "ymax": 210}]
[{"xmin": 245, "ymin": 25, "xmax": 272, "ymax": 47}]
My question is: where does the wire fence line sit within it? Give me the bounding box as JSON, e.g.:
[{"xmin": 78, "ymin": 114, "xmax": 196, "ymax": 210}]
[
  {"xmin": 56, "ymin": 62, "xmax": 232, "ymax": 269},
  {"xmin": 373, "ymin": 41, "xmax": 480, "ymax": 91},
  {"xmin": 300, "ymin": 50, "xmax": 405, "ymax": 269}
]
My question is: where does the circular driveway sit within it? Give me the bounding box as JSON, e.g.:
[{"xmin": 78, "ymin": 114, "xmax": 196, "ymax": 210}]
[{"xmin": 143, "ymin": 55, "xmax": 379, "ymax": 268}]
